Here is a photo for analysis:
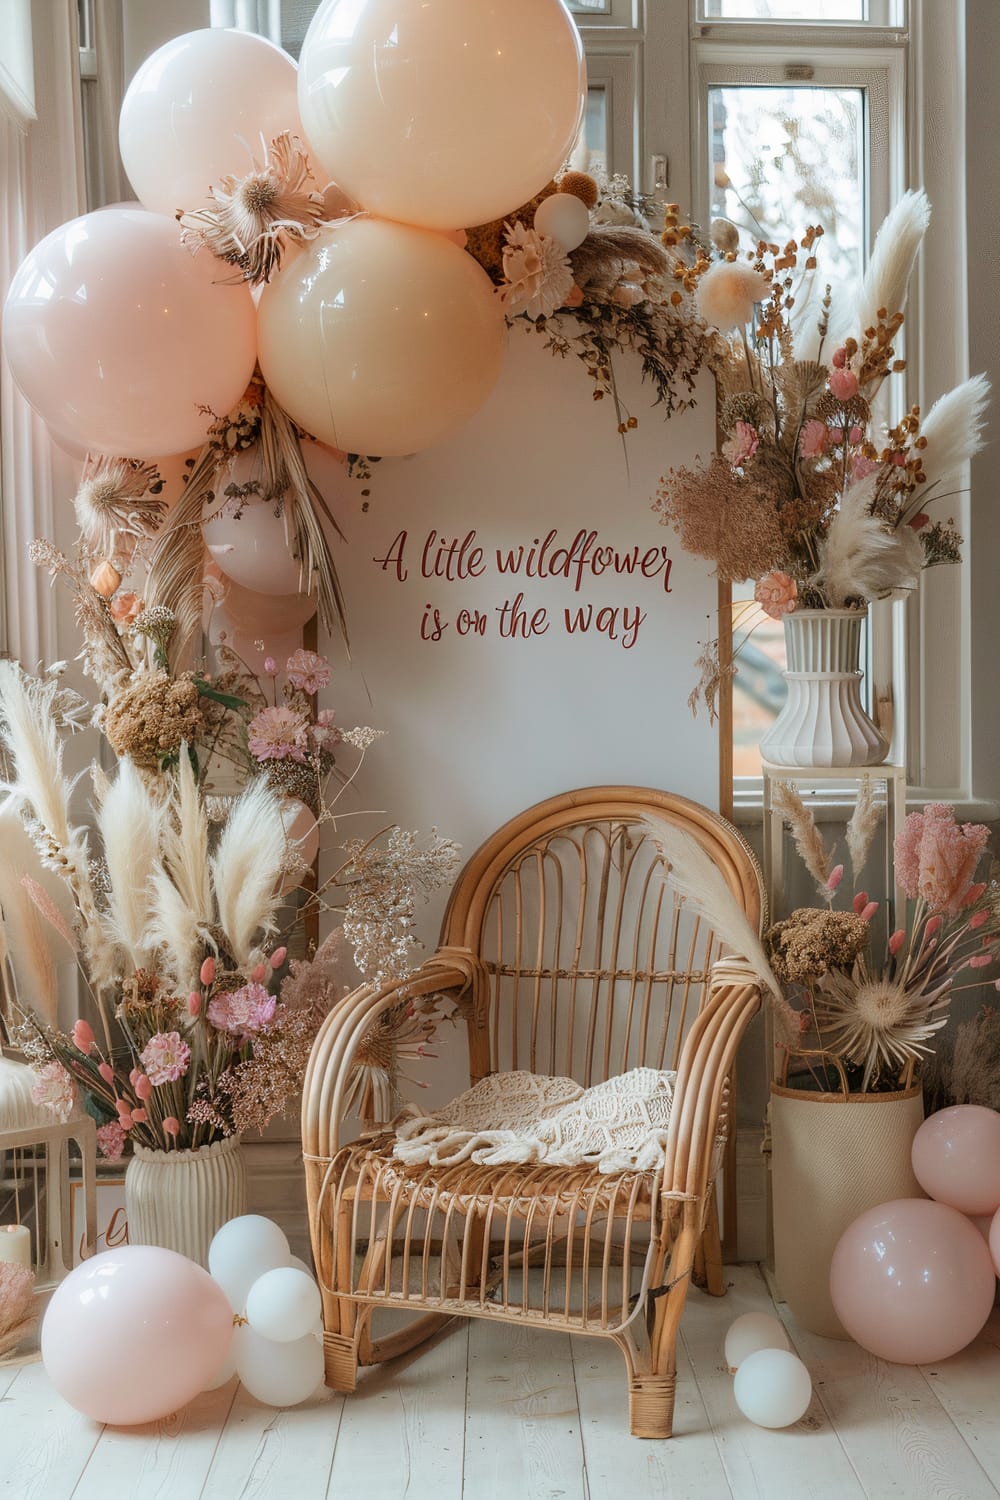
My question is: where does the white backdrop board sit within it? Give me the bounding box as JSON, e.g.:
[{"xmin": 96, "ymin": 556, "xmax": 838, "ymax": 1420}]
[{"xmin": 318, "ymin": 324, "xmax": 720, "ymax": 917}]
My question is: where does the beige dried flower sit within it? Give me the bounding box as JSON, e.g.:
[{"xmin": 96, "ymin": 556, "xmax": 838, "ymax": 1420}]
[
  {"xmin": 813, "ymin": 965, "xmax": 951, "ymax": 1091},
  {"xmin": 103, "ymin": 671, "xmax": 206, "ymax": 770},
  {"xmin": 766, "ymin": 908, "xmax": 870, "ymax": 985},
  {"xmin": 74, "ymin": 458, "xmax": 167, "ymax": 556}
]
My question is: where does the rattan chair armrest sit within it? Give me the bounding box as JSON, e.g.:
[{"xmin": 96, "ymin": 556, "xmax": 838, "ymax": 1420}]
[
  {"xmin": 302, "ymin": 955, "xmax": 473, "ymax": 1160},
  {"xmin": 659, "ymin": 957, "xmax": 762, "ymax": 1204}
]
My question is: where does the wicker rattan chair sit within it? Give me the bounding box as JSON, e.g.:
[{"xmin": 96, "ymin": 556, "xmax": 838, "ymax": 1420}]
[{"xmin": 302, "ymin": 786, "xmax": 765, "ymax": 1438}]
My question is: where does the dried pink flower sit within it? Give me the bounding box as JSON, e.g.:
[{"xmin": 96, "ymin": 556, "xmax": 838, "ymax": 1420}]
[
  {"xmin": 285, "ymin": 648, "xmax": 331, "ymax": 695},
  {"xmin": 894, "ymin": 804, "xmax": 990, "ymax": 915},
  {"xmin": 248, "ymin": 704, "xmax": 309, "ymax": 763},
  {"xmin": 889, "ymin": 929, "xmax": 907, "ymax": 955},
  {"xmin": 188, "ymin": 991, "xmax": 202, "ymax": 1017},
  {"xmin": 162, "ymin": 1117, "xmax": 180, "ymax": 1138},
  {"xmin": 134, "ymin": 1074, "xmax": 153, "ymax": 1100},
  {"xmin": 98, "ymin": 1061, "xmax": 114, "ymax": 1084},
  {"xmin": 722, "ymin": 421, "xmax": 759, "ymax": 468},
  {"xmin": 799, "ymin": 419, "xmax": 830, "ymax": 458},
  {"xmin": 828, "ymin": 367, "xmax": 860, "ymax": 401},
  {"xmin": 207, "ymin": 982, "xmax": 277, "ymax": 1039},
  {"xmin": 72, "ymin": 1019, "xmax": 95, "ymax": 1054},
  {"xmin": 753, "ymin": 570, "xmax": 798, "ymax": 620},
  {"xmin": 109, "ymin": 591, "xmax": 144, "ymax": 626},
  {"xmin": 140, "ymin": 1030, "xmax": 192, "ymax": 1085},
  {"xmin": 96, "ymin": 1121, "xmax": 126, "ymax": 1161},
  {"xmin": 31, "ymin": 1061, "xmax": 76, "ymax": 1122},
  {"xmin": 200, "ymin": 957, "xmax": 216, "ymax": 986}
]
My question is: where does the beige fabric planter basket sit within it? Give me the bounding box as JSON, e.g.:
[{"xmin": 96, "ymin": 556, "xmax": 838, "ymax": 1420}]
[{"xmin": 770, "ymin": 1081, "xmax": 924, "ymax": 1338}]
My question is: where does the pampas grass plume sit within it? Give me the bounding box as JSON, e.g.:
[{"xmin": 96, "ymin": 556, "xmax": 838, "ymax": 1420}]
[
  {"xmin": 918, "ymin": 373, "xmax": 990, "ymax": 493},
  {"xmin": 695, "ymin": 260, "xmax": 770, "ymax": 331}
]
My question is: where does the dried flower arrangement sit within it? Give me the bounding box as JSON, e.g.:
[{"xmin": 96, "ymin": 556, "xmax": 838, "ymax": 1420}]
[
  {"xmin": 0, "ymin": 1263, "xmax": 36, "ymax": 1357},
  {"xmin": 766, "ymin": 803, "xmax": 998, "ymax": 1094},
  {"xmin": 649, "ymin": 191, "xmax": 990, "ymax": 717}
]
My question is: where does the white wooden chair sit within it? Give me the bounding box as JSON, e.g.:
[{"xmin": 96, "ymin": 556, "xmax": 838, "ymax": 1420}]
[{"xmin": 302, "ymin": 787, "xmax": 764, "ymax": 1438}]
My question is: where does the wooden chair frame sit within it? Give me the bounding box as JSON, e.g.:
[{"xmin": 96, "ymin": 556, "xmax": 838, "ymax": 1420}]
[{"xmin": 302, "ymin": 786, "xmax": 764, "ymax": 1438}]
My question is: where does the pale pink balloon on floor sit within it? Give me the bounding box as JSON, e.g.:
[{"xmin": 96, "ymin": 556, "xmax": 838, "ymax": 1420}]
[
  {"xmin": 297, "ymin": 0, "xmax": 585, "ymax": 229},
  {"xmin": 257, "ymin": 216, "xmax": 506, "ymax": 456},
  {"xmin": 989, "ymin": 1207, "xmax": 1000, "ymax": 1276},
  {"xmin": 911, "ymin": 1105, "xmax": 1000, "ymax": 1216},
  {"xmin": 2, "ymin": 209, "xmax": 257, "ymax": 458},
  {"xmin": 119, "ymin": 28, "xmax": 313, "ymax": 218},
  {"xmin": 830, "ymin": 1198, "xmax": 996, "ymax": 1365},
  {"xmin": 41, "ymin": 1246, "xmax": 233, "ymax": 1424}
]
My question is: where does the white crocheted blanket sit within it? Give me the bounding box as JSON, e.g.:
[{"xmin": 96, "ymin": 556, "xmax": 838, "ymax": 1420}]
[{"xmin": 393, "ymin": 1068, "xmax": 678, "ymax": 1175}]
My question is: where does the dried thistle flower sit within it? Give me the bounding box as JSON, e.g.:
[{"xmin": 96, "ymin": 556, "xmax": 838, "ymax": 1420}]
[
  {"xmin": 178, "ymin": 132, "xmax": 327, "ymax": 285},
  {"xmin": 74, "ymin": 457, "xmax": 167, "ymax": 555},
  {"xmin": 813, "ymin": 965, "xmax": 951, "ymax": 1091}
]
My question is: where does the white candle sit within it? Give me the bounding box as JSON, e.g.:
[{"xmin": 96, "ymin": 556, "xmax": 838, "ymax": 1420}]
[{"xmin": 0, "ymin": 1224, "xmax": 31, "ymax": 1267}]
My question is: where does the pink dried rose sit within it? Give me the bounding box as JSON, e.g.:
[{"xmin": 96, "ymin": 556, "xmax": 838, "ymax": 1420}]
[
  {"xmin": 286, "ymin": 648, "xmax": 331, "ymax": 695},
  {"xmin": 307, "ymin": 708, "xmax": 341, "ymax": 753},
  {"xmin": 96, "ymin": 1121, "xmax": 126, "ymax": 1161},
  {"xmin": 140, "ymin": 1030, "xmax": 192, "ymax": 1085},
  {"xmin": 207, "ymin": 982, "xmax": 277, "ymax": 1039},
  {"xmin": 31, "ymin": 1061, "xmax": 76, "ymax": 1123},
  {"xmin": 753, "ymin": 570, "xmax": 798, "ymax": 620},
  {"xmin": 109, "ymin": 592, "xmax": 144, "ymax": 626},
  {"xmin": 894, "ymin": 803, "xmax": 990, "ymax": 915},
  {"xmin": 721, "ymin": 420, "xmax": 759, "ymax": 468},
  {"xmin": 799, "ymin": 419, "xmax": 830, "ymax": 459},
  {"xmin": 828, "ymin": 367, "xmax": 860, "ymax": 401},
  {"xmin": 248, "ymin": 704, "xmax": 310, "ymax": 763},
  {"xmin": 850, "ymin": 453, "xmax": 879, "ymax": 482}
]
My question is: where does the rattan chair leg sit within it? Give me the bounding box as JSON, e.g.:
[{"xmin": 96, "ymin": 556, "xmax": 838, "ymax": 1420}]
[
  {"xmin": 693, "ymin": 1189, "xmax": 725, "ymax": 1297},
  {"xmin": 628, "ymin": 1373, "xmax": 677, "ymax": 1440},
  {"xmin": 324, "ymin": 1330, "xmax": 361, "ymax": 1392}
]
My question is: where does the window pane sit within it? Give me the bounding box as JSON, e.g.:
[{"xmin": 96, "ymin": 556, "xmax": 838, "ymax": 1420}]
[
  {"xmin": 701, "ymin": 1, "xmax": 867, "ymax": 18},
  {"xmin": 709, "ymin": 84, "xmax": 865, "ymax": 311},
  {"xmin": 576, "ymin": 86, "xmax": 608, "ymax": 176},
  {"xmin": 732, "ymin": 591, "xmax": 786, "ymax": 778},
  {"xmin": 568, "ymin": 0, "xmax": 612, "ymax": 12}
]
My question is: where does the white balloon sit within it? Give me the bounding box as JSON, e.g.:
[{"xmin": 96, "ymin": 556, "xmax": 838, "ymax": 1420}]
[
  {"xmin": 209, "ymin": 1215, "xmax": 290, "ymax": 1314},
  {"xmin": 533, "ymin": 193, "xmax": 591, "ymax": 253},
  {"xmin": 236, "ymin": 1327, "xmax": 324, "ymax": 1407},
  {"xmin": 290, "ymin": 1254, "xmax": 316, "ymax": 1278},
  {"xmin": 723, "ymin": 1311, "xmax": 790, "ymax": 1372},
  {"xmin": 733, "ymin": 1348, "xmax": 812, "ymax": 1430},
  {"xmin": 246, "ymin": 1267, "xmax": 323, "ymax": 1344},
  {"xmin": 204, "ymin": 492, "xmax": 303, "ymax": 597}
]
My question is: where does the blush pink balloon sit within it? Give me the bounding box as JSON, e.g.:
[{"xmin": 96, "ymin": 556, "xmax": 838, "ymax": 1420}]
[
  {"xmin": 41, "ymin": 1246, "xmax": 233, "ymax": 1425},
  {"xmin": 2, "ymin": 208, "xmax": 257, "ymax": 458},
  {"xmin": 297, "ymin": 0, "xmax": 586, "ymax": 229},
  {"xmin": 119, "ymin": 28, "xmax": 315, "ymax": 218},
  {"xmin": 258, "ymin": 216, "xmax": 506, "ymax": 456},
  {"xmin": 830, "ymin": 1198, "xmax": 996, "ymax": 1365},
  {"xmin": 221, "ymin": 579, "xmax": 319, "ymax": 637},
  {"xmin": 911, "ymin": 1105, "xmax": 1000, "ymax": 1216},
  {"xmin": 990, "ymin": 1208, "xmax": 1000, "ymax": 1275}
]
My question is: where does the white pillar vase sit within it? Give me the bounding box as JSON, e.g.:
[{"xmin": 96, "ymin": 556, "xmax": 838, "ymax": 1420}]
[
  {"xmin": 759, "ymin": 607, "xmax": 889, "ymax": 768},
  {"xmin": 125, "ymin": 1134, "xmax": 247, "ymax": 1268}
]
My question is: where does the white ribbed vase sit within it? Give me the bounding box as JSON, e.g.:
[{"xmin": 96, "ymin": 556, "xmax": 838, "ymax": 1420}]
[
  {"xmin": 125, "ymin": 1135, "xmax": 247, "ymax": 1268},
  {"xmin": 759, "ymin": 608, "xmax": 889, "ymax": 768}
]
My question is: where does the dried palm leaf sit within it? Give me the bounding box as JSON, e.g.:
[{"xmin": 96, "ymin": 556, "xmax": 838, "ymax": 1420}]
[
  {"xmin": 773, "ymin": 359, "xmax": 831, "ymax": 414},
  {"xmin": 142, "ymin": 444, "xmax": 218, "ymax": 669},
  {"xmin": 74, "ymin": 457, "xmax": 167, "ymax": 555}
]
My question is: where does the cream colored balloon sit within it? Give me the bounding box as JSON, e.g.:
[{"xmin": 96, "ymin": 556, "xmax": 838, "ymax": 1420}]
[
  {"xmin": 297, "ymin": 0, "xmax": 586, "ymax": 230},
  {"xmin": 257, "ymin": 217, "xmax": 507, "ymax": 457},
  {"xmin": 534, "ymin": 193, "xmax": 591, "ymax": 252}
]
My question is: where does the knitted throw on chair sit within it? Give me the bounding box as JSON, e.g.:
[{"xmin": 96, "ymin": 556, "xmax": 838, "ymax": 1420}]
[{"xmin": 393, "ymin": 1067, "xmax": 677, "ymax": 1174}]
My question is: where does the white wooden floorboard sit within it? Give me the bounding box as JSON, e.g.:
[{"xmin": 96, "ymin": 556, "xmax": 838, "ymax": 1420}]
[
  {"xmin": 325, "ymin": 1321, "xmax": 469, "ymax": 1500},
  {"xmin": 0, "ymin": 1360, "xmax": 102, "ymax": 1500},
  {"xmin": 570, "ymin": 1329, "xmax": 733, "ymax": 1499},
  {"xmin": 681, "ymin": 1268, "xmax": 867, "ymax": 1500},
  {"xmin": 773, "ymin": 1290, "xmax": 1000, "ymax": 1500},
  {"xmin": 200, "ymin": 1378, "xmax": 343, "ymax": 1500},
  {"xmin": 69, "ymin": 1377, "xmax": 239, "ymax": 1500},
  {"xmin": 918, "ymin": 1306, "xmax": 1000, "ymax": 1495},
  {"xmin": 463, "ymin": 1317, "xmax": 588, "ymax": 1500}
]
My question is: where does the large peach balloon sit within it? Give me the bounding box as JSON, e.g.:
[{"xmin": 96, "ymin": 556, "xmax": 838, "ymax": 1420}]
[
  {"xmin": 911, "ymin": 1105, "xmax": 1000, "ymax": 1216},
  {"xmin": 41, "ymin": 1246, "xmax": 233, "ymax": 1424},
  {"xmin": 119, "ymin": 29, "xmax": 312, "ymax": 218},
  {"xmin": 258, "ymin": 217, "xmax": 506, "ymax": 456},
  {"xmin": 298, "ymin": 0, "xmax": 586, "ymax": 230},
  {"xmin": 829, "ymin": 1198, "xmax": 996, "ymax": 1365},
  {"xmin": 2, "ymin": 209, "xmax": 257, "ymax": 458}
]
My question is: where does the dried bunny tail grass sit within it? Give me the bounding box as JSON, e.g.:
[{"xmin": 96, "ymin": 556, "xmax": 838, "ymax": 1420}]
[
  {"xmin": 915, "ymin": 374, "xmax": 990, "ymax": 501},
  {"xmin": 73, "ymin": 456, "xmax": 167, "ymax": 555},
  {"xmin": 815, "ymin": 473, "xmax": 922, "ymax": 606},
  {"xmin": 97, "ymin": 758, "xmax": 163, "ymax": 971},
  {"xmin": 178, "ymin": 131, "xmax": 326, "ymax": 285},
  {"xmin": 210, "ymin": 778, "xmax": 287, "ymax": 965},
  {"xmin": 771, "ymin": 779, "xmax": 832, "ymax": 896},
  {"xmin": 641, "ymin": 815, "xmax": 786, "ymax": 1016},
  {"xmin": 569, "ymin": 225, "xmax": 670, "ymax": 290},
  {"xmin": 843, "ymin": 189, "xmax": 930, "ymax": 351},
  {"xmin": 846, "ymin": 775, "xmax": 881, "ymax": 880}
]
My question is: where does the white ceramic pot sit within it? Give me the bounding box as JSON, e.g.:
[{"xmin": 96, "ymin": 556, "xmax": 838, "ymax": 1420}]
[
  {"xmin": 760, "ymin": 608, "xmax": 889, "ymax": 768},
  {"xmin": 125, "ymin": 1134, "xmax": 247, "ymax": 1268},
  {"xmin": 770, "ymin": 1082, "xmax": 924, "ymax": 1337}
]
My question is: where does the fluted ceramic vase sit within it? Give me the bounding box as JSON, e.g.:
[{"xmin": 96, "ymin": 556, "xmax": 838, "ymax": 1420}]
[
  {"xmin": 759, "ymin": 608, "xmax": 888, "ymax": 768},
  {"xmin": 125, "ymin": 1134, "xmax": 247, "ymax": 1268}
]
